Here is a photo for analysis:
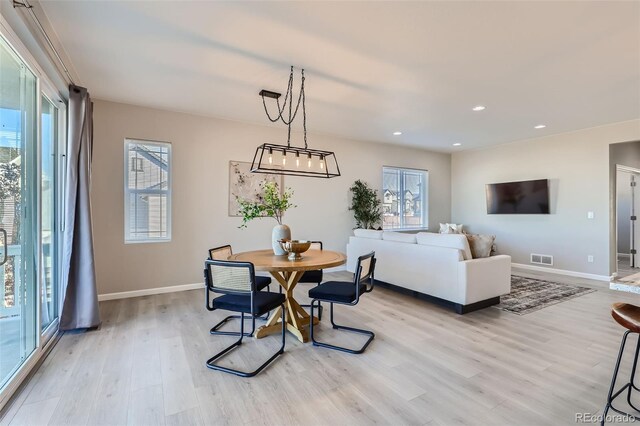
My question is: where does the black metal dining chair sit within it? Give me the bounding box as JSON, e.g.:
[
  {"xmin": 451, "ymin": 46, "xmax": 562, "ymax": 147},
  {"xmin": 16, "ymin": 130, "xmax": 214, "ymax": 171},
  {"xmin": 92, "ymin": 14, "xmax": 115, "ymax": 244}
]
[
  {"xmin": 308, "ymin": 251, "xmax": 376, "ymax": 354},
  {"xmin": 208, "ymin": 245, "xmax": 272, "ymax": 336},
  {"xmin": 297, "ymin": 241, "xmax": 324, "ymax": 320},
  {"xmin": 204, "ymin": 259, "xmax": 286, "ymax": 377}
]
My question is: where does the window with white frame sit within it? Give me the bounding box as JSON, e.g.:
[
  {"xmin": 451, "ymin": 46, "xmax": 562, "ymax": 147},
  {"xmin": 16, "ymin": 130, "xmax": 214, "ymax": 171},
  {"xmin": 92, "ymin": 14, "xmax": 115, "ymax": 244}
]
[
  {"xmin": 124, "ymin": 139, "xmax": 171, "ymax": 243},
  {"xmin": 382, "ymin": 166, "xmax": 428, "ymax": 230}
]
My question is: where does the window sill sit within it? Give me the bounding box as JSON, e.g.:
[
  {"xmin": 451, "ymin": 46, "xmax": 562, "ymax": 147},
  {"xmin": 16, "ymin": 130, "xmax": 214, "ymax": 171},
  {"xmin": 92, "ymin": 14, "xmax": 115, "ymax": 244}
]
[
  {"xmin": 124, "ymin": 238, "xmax": 172, "ymax": 244},
  {"xmin": 382, "ymin": 228, "xmax": 429, "ymax": 233}
]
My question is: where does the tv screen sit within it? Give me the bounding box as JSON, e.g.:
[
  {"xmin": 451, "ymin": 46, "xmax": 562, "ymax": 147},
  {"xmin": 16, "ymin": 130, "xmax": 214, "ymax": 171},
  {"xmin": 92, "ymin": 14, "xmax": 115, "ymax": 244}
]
[{"xmin": 486, "ymin": 179, "xmax": 550, "ymax": 214}]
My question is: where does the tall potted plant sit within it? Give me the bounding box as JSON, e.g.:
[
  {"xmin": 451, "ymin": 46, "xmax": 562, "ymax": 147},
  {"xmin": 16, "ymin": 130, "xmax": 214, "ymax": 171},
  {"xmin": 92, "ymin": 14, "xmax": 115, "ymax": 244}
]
[
  {"xmin": 349, "ymin": 180, "xmax": 382, "ymax": 229},
  {"xmin": 237, "ymin": 181, "xmax": 296, "ymax": 255}
]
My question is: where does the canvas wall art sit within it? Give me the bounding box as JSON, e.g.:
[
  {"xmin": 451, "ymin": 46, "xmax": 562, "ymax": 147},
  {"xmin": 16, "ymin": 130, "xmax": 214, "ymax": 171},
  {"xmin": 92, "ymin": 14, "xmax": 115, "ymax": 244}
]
[{"xmin": 228, "ymin": 161, "xmax": 283, "ymax": 216}]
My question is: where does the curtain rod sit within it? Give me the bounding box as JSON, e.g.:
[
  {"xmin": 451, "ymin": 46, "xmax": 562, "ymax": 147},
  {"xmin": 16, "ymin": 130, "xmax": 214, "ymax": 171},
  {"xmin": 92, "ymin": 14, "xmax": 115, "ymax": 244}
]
[{"xmin": 13, "ymin": 0, "xmax": 76, "ymax": 86}]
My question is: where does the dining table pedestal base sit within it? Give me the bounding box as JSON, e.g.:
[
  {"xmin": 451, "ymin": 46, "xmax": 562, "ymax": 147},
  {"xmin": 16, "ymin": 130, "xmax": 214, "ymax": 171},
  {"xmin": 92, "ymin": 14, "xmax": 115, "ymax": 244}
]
[
  {"xmin": 227, "ymin": 249, "xmax": 347, "ymax": 343},
  {"xmin": 254, "ymin": 270, "xmax": 319, "ymax": 343}
]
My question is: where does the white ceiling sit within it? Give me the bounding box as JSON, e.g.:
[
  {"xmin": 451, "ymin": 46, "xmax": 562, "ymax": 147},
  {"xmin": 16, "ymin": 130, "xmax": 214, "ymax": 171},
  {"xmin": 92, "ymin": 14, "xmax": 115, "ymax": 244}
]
[{"xmin": 40, "ymin": 1, "xmax": 640, "ymax": 152}]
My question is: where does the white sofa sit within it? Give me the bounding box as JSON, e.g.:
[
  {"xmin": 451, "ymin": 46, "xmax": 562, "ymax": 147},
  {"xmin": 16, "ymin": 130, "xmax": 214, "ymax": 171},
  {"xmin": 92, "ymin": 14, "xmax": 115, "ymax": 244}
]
[{"xmin": 346, "ymin": 230, "xmax": 511, "ymax": 314}]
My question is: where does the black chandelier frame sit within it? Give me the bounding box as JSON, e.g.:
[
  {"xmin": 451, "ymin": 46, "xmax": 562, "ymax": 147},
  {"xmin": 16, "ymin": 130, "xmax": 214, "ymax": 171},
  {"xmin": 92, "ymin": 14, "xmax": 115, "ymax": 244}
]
[{"xmin": 250, "ymin": 143, "xmax": 340, "ymax": 178}]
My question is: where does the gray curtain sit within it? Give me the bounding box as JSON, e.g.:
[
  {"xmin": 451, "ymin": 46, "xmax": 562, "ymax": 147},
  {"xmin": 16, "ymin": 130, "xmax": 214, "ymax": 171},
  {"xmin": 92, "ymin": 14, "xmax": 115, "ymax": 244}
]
[{"xmin": 59, "ymin": 85, "xmax": 100, "ymax": 330}]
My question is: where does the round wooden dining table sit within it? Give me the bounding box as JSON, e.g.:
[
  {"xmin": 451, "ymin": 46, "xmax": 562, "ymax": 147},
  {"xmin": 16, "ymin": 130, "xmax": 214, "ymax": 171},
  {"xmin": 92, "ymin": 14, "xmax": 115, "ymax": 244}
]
[{"xmin": 228, "ymin": 249, "xmax": 347, "ymax": 343}]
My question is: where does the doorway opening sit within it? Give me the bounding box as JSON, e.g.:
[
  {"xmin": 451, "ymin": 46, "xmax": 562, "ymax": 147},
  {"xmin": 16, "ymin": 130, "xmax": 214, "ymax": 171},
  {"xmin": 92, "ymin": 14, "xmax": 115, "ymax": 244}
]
[{"xmin": 614, "ymin": 165, "xmax": 640, "ymax": 286}]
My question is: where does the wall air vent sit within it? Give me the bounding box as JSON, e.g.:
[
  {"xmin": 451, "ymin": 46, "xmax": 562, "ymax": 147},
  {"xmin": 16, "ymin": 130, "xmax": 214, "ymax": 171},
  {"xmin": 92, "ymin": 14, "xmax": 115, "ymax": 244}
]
[{"xmin": 531, "ymin": 253, "xmax": 553, "ymax": 266}]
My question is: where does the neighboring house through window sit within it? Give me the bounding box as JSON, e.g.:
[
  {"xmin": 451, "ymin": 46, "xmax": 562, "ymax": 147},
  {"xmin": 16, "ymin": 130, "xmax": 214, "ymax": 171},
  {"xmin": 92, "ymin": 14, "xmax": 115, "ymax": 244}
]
[
  {"xmin": 124, "ymin": 139, "xmax": 171, "ymax": 243},
  {"xmin": 382, "ymin": 166, "xmax": 428, "ymax": 230}
]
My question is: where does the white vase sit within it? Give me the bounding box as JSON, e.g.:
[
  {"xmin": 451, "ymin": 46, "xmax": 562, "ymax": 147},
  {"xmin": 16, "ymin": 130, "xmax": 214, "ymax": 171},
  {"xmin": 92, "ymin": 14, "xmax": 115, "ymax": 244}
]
[{"xmin": 272, "ymin": 224, "xmax": 291, "ymax": 255}]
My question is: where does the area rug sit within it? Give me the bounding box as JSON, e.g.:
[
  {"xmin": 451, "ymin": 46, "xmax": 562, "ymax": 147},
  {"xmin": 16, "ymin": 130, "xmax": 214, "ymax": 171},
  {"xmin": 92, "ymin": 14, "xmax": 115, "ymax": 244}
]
[{"xmin": 494, "ymin": 276, "xmax": 596, "ymax": 315}]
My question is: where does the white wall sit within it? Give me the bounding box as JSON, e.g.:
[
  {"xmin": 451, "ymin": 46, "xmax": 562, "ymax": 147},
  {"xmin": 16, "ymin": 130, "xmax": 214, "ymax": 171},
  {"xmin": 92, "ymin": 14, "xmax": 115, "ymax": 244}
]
[
  {"xmin": 92, "ymin": 100, "xmax": 451, "ymax": 295},
  {"xmin": 452, "ymin": 120, "xmax": 640, "ymax": 278}
]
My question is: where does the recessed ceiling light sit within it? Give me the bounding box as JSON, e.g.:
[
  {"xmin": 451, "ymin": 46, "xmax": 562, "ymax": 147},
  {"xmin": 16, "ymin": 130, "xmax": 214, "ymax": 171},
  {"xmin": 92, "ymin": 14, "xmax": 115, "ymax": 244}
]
[
  {"xmin": 393, "ymin": 131, "xmax": 402, "ymax": 136},
  {"xmin": 453, "ymin": 143, "xmax": 462, "ymax": 147},
  {"xmin": 534, "ymin": 124, "xmax": 546, "ymax": 129},
  {"xmin": 472, "ymin": 105, "xmax": 486, "ymax": 111}
]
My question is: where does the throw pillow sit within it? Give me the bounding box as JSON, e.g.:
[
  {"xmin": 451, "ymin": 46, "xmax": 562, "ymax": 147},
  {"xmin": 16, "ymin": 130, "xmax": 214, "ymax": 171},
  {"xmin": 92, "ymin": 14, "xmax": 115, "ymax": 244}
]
[
  {"xmin": 441, "ymin": 225, "xmax": 457, "ymax": 234},
  {"xmin": 466, "ymin": 234, "xmax": 496, "ymax": 259},
  {"xmin": 439, "ymin": 223, "xmax": 464, "ymax": 234}
]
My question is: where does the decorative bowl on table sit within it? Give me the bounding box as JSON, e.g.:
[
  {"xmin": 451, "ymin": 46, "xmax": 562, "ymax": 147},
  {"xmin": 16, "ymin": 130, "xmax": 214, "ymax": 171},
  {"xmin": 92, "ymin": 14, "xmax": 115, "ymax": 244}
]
[{"xmin": 277, "ymin": 239, "xmax": 312, "ymax": 261}]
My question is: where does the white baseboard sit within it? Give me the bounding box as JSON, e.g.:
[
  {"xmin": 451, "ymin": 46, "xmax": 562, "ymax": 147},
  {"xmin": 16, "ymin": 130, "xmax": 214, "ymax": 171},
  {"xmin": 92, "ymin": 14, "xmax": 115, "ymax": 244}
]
[
  {"xmin": 98, "ymin": 283, "xmax": 203, "ymax": 301},
  {"xmin": 511, "ymin": 263, "xmax": 611, "ymax": 282},
  {"xmin": 98, "ymin": 266, "xmax": 348, "ymax": 302}
]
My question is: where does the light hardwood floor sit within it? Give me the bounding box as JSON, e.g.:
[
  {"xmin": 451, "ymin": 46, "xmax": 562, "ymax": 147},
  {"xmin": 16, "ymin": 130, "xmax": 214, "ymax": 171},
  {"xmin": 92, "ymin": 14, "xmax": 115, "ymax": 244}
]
[{"xmin": 2, "ymin": 269, "xmax": 640, "ymax": 426}]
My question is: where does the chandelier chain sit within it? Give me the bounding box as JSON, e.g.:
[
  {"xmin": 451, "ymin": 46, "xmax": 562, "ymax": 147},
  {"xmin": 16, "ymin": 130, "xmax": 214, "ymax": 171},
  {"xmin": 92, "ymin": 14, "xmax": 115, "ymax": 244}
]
[
  {"xmin": 302, "ymin": 71, "xmax": 307, "ymax": 149},
  {"xmin": 262, "ymin": 68, "xmax": 293, "ymax": 122},
  {"xmin": 261, "ymin": 66, "xmax": 306, "ymax": 147},
  {"xmin": 287, "ymin": 72, "xmax": 293, "ymax": 147},
  {"xmin": 274, "ymin": 69, "xmax": 294, "ymax": 122},
  {"xmin": 279, "ymin": 73, "xmax": 304, "ymax": 126}
]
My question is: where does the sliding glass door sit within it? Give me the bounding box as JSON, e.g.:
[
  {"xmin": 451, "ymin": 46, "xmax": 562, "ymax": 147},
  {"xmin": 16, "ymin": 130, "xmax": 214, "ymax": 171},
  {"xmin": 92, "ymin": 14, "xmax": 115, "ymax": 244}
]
[
  {"xmin": 40, "ymin": 96, "xmax": 58, "ymax": 332},
  {"xmin": 0, "ymin": 36, "xmax": 38, "ymax": 390}
]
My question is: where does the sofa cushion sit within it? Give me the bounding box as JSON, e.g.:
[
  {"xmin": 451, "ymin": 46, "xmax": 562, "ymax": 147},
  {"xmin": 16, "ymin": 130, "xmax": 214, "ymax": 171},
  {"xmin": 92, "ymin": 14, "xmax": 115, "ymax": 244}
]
[
  {"xmin": 353, "ymin": 229, "xmax": 383, "ymax": 239},
  {"xmin": 466, "ymin": 234, "xmax": 496, "ymax": 259},
  {"xmin": 416, "ymin": 232, "xmax": 473, "ymax": 260},
  {"xmin": 382, "ymin": 231, "xmax": 417, "ymax": 244}
]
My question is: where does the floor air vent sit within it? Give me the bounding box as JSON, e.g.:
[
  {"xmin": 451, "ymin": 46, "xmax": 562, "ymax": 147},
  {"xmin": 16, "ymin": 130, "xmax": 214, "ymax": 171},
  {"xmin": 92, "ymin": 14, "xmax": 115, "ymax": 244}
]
[{"xmin": 531, "ymin": 253, "xmax": 553, "ymax": 266}]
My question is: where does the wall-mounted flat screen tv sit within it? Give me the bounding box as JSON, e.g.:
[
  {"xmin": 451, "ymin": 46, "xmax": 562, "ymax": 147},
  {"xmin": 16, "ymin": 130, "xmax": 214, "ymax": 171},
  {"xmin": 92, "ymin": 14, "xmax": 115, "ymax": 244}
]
[{"xmin": 486, "ymin": 179, "xmax": 550, "ymax": 214}]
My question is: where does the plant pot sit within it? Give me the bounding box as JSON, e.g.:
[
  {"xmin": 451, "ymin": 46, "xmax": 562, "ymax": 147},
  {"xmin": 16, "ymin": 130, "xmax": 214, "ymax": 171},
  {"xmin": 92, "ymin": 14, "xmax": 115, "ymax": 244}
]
[{"xmin": 272, "ymin": 224, "xmax": 291, "ymax": 255}]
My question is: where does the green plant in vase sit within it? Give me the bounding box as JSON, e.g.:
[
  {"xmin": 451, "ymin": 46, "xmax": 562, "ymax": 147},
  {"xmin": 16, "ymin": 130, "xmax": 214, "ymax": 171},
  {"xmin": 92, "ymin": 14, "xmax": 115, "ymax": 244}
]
[{"xmin": 237, "ymin": 181, "xmax": 296, "ymax": 254}]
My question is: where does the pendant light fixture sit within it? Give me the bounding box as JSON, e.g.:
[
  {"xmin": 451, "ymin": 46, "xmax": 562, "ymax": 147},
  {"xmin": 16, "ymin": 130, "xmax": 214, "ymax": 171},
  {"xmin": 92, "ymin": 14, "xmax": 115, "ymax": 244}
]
[{"xmin": 251, "ymin": 66, "xmax": 340, "ymax": 178}]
